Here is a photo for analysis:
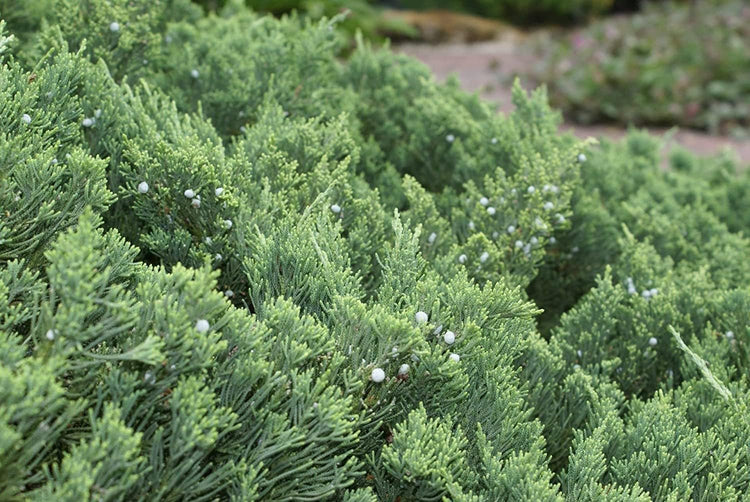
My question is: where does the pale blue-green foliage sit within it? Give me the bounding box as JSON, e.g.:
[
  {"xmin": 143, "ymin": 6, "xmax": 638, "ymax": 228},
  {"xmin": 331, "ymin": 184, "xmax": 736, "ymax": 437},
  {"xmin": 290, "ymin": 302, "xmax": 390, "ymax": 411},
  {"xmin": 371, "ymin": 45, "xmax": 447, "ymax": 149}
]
[
  {"xmin": 526, "ymin": 126, "xmax": 750, "ymax": 498},
  {"xmin": 40, "ymin": 211, "xmax": 149, "ymax": 400},
  {"xmin": 608, "ymin": 391, "xmax": 712, "ymax": 499},
  {"xmin": 343, "ymin": 47, "xmax": 578, "ymax": 204},
  {"xmin": 453, "ymin": 155, "xmax": 574, "ymax": 288},
  {"xmin": 551, "ymin": 221, "xmax": 746, "ymax": 399},
  {"xmin": 377, "ymin": 404, "xmax": 477, "ymax": 500},
  {"xmin": 399, "ymin": 175, "xmax": 456, "ymax": 262},
  {"xmin": 0, "ymin": 43, "xmax": 112, "ymax": 268},
  {"xmin": 533, "ymin": 131, "xmax": 750, "ymax": 331},
  {"xmin": 242, "ymin": 299, "xmax": 364, "ymax": 499},
  {"xmin": 155, "ymin": 7, "xmax": 345, "ymax": 137},
  {"xmin": 3, "ymin": 209, "xmax": 366, "ymax": 500},
  {"xmin": 668, "ymin": 149, "xmax": 750, "ymax": 236},
  {"xmin": 213, "ymin": 301, "xmax": 361, "ymax": 500},
  {"xmin": 149, "ymin": 375, "xmax": 240, "ymax": 500},
  {"xmin": 0, "ymin": 20, "xmax": 10, "ymax": 57},
  {"xmin": 230, "ymin": 103, "xmax": 387, "ymax": 289},
  {"xmin": 30, "ymin": 0, "xmax": 201, "ymax": 80},
  {"xmin": 475, "ymin": 427, "xmax": 563, "ymax": 501},
  {"xmin": 241, "ymin": 209, "xmax": 364, "ymax": 319},
  {"xmin": 3, "ymin": 1, "xmax": 750, "ymax": 501},
  {"xmin": 674, "ymin": 382, "xmax": 750, "ymax": 497},
  {"xmin": 0, "ymin": 344, "xmax": 85, "ymax": 499},
  {"xmin": 0, "ymin": 260, "xmax": 44, "ymax": 334},
  {"xmin": 31, "ymin": 405, "xmax": 145, "ymax": 501},
  {"xmin": 561, "ymin": 407, "xmax": 651, "ymax": 501},
  {"xmin": 341, "ymin": 488, "xmax": 378, "ymax": 502}
]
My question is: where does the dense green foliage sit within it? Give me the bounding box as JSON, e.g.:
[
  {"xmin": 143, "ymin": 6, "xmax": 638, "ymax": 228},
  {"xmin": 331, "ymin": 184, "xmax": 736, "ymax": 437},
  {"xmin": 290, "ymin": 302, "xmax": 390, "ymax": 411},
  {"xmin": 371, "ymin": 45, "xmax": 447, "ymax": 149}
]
[
  {"xmin": 192, "ymin": 0, "xmax": 416, "ymax": 43},
  {"xmin": 1, "ymin": 0, "xmax": 750, "ymax": 500},
  {"xmin": 244, "ymin": 0, "xmax": 416, "ymax": 42},
  {"xmin": 526, "ymin": 0, "xmax": 750, "ymax": 134},
  {"xmin": 0, "ymin": 0, "xmax": 414, "ymax": 48}
]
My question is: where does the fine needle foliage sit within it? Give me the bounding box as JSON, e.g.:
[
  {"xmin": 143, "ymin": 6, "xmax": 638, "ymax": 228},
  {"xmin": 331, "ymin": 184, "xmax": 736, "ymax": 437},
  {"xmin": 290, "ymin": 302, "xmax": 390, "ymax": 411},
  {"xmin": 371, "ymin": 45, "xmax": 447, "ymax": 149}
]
[{"xmin": 1, "ymin": 1, "xmax": 750, "ymax": 501}]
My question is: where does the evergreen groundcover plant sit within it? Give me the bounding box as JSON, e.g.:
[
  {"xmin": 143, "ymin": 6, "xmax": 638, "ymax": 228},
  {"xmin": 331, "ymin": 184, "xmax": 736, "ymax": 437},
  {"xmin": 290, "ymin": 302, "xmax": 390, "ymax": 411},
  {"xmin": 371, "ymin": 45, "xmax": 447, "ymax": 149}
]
[{"xmin": 1, "ymin": 0, "xmax": 750, "ymax": 500}]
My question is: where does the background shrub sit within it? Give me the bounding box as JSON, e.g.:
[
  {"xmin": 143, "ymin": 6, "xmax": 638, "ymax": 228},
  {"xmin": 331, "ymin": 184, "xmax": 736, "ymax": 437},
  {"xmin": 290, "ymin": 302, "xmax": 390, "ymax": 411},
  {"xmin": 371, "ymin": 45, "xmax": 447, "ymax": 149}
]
[
  {"xmin": 524, "ymin": 0, "xmax": 750, "ymax": 134},
  {"xmin": 393, "ymin": 0, "xmax": 613, "ymax": 25}
]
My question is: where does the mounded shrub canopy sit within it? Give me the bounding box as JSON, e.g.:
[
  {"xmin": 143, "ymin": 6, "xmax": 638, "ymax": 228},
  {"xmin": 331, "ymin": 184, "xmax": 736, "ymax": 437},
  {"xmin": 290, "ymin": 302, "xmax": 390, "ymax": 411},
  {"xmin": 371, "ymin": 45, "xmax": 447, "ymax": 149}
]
[{"xmin": 1, "ymin": 1, "xmax": 750, "ymax": 500}]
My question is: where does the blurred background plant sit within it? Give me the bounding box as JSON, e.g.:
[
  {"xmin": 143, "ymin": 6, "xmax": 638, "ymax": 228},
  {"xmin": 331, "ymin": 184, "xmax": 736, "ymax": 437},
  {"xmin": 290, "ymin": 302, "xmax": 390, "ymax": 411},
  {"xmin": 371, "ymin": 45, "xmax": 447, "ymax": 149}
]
[
  {"xmin": 0, "ymin": 0, "xmax": 55, "ymax": 44},
  {"xmin": 0, "ymin": 0, "xmax": 417, "ymax": 46},
  {"xmin": 522, "ymin": 0, "xmax": 750, "ymax": 135},
  {"xmin": 392, "ymin": 0, "xmax": 614, "ymax": 25},
  {"xmin": 194, "ymin": 0, "xmax": 417, "ymax": 42},
  {"xmin": 0, "ymin": 0, "xmax": 717, "ymax": 47},
  {"xmin": 378, "ymin": 0, "xmax": 701, "ymax": 26}
]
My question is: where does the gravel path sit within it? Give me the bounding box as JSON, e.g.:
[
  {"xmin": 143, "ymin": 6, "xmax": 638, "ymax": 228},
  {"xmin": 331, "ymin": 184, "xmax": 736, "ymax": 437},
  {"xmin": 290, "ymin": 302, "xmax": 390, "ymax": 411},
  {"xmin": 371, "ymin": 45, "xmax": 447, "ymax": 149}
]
[{"xmin": 396, "ymin": 39, "xmax": 750, "ymax": 164}]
